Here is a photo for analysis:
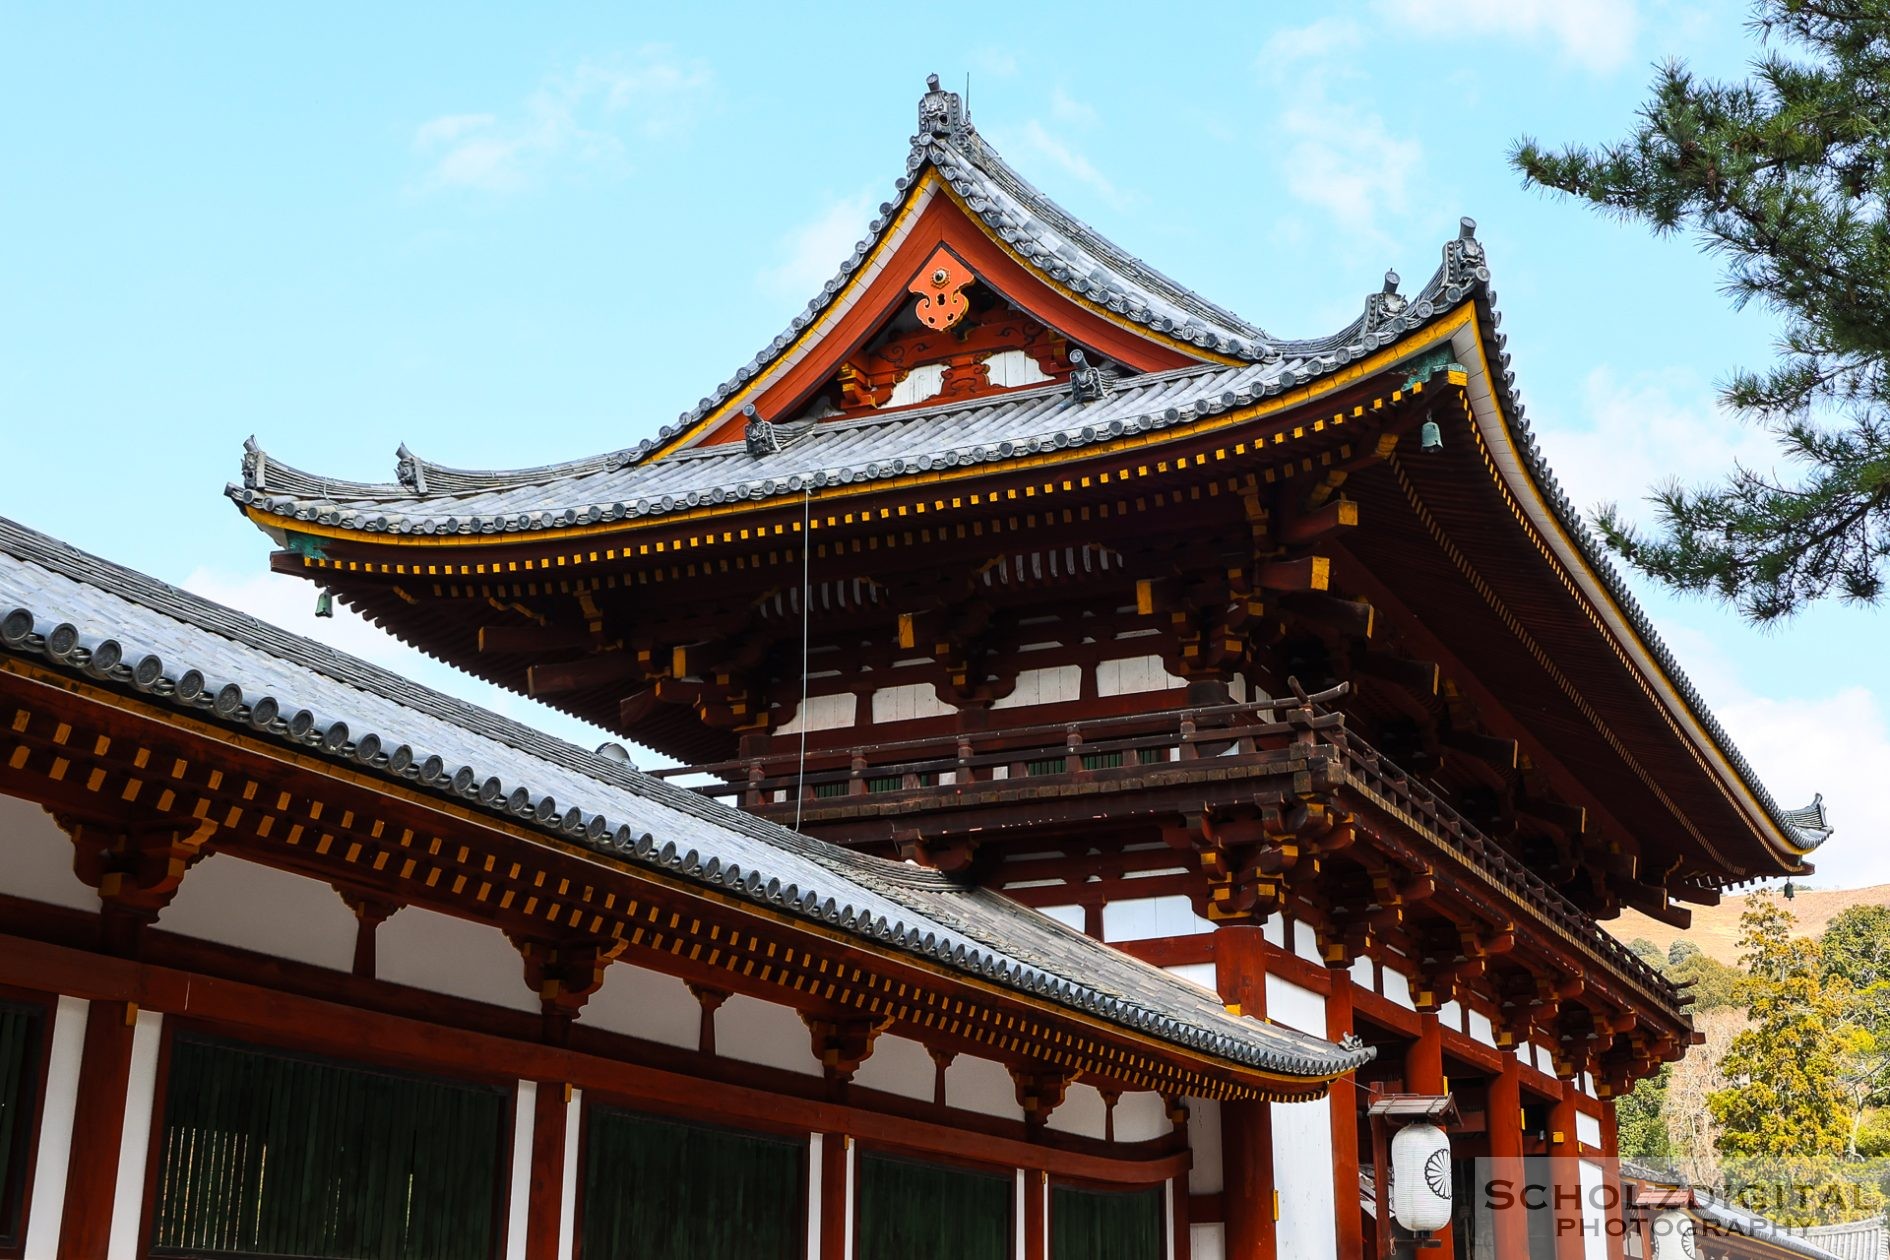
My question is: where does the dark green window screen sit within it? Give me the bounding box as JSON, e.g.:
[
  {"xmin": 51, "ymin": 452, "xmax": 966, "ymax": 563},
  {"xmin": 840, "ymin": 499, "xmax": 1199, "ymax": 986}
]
[
  {"xmin": 580, "ymin": 1107, "xmax": 803, "ymax": 1260},
  {"xmin": 1051, "ymin": 1184, "xmax": 1163, "ymax": 1260},
  {"xmin": 856, "ymin": 1151, "xmax": 1011, "ymax": 1260},
  {"xmin": 0, "ymin": 1002, "xmax": 43, "ymax": 1249},
  {"xmin": 150, "ymin": 1035, "xmax": 507, "ymax": 1260}
]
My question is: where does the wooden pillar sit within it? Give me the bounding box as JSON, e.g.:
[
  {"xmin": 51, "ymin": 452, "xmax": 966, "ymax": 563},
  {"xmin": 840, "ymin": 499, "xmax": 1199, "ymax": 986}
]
[
  {"xmin": 1600, "ymin": 1100, "xmax": 1627, "ymax": 1260},
  {"xmin": 1487, "ymin": 1051, "xmax": 1531, "ymax": 1260},
  {"xmin": 818, "ymin": 1133, "xmax": 849, "ymax": 1260},
  {"xmin": 1216, "ymin": 927, "xmax": 1275, "ymax": 1260},
  {"xmin": 524, "ymin": 1082, "xmax": 568, "ymax": 1260},
  {"xmin": 1326, "ymin": 979, "xmax": 1363, "ymax": 1259},
  {"xmin": 1403, "ymin": 1015, "xmax": 1455, "ymax": 1258},
  {"xmin": 57, "ymin": 999, "xmax": 136, "ymax": 1260},
  {"xmin": 1024, "ymin": 1167, "xmax": 1047, "ymax": 1260},
  {"xmin": 1550, "ymin": 1080, "xmax": 1585, "ymax": 1260}
]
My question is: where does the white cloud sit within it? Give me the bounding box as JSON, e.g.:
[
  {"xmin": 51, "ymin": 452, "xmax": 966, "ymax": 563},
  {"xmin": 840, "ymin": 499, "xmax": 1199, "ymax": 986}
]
[
  {"xmin": 1010, "ymin": 119, "xmax": 1130, "ymax": 210},
  {"xmin": 1254, "ymin": 22, "xmax": 1424, "ymax": 248},
  {"xmin": 1528, "ymin": 365, "xmax": 1780, "ymax": 529},
  {"xmin": 757, "ymin": 189, "xmax": 878, "ymax": 302},
  {"xmin": 413, "ymin": 48, "xmax": 711, "ymax": 192},
  {"xmin": 1049, "ymin": 88, "xmax": 1097, "ymax": 127},
  {"xmin": 1374, "ymin": 0, "xmax": 1642, "ymax": 75},
  {"xmin": 1259, "ymin": 16, "xmax": 1362, "ymax": 64},
  {"xmin": 178, "ymin": 566, "xmax": 622, "ymax": 755}
]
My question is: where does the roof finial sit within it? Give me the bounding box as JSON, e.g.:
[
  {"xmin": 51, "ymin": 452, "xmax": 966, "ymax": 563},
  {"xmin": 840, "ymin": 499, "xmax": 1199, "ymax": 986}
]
[
  {"xmin": 1067, "ymin": 348, "xmax": 1116, "ymax": 404},
  {"xmin": 1443, "ymin": 216, "xmax": 1488, "ymax": 289},
  {"xmin": 395, "ymin": 443, "xmax": 428, "ymax": 495},
  {"xmin": 918, "ymin": 72, "xmax": 968, "ymax": 143},
  {"xmin": 1360, "ymin": 269, "xmax": 1408, "ymax": 338},
  {"xmin": 241, "ymin": 436, "xmax": 267, "ymax": 490}
]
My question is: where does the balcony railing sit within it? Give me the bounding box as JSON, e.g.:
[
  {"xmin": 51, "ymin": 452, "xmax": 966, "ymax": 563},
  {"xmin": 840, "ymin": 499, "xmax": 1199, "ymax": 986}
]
[{"xmin": 650, "ymin": 687, "xmax": 1680, "ymax": 1011}]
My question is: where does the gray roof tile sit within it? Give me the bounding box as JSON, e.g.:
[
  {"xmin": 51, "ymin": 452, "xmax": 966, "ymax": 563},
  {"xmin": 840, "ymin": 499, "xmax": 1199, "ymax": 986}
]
[{"xmin": 0, "ymin": 514, "xmax": 1371, "ymax": 1083}]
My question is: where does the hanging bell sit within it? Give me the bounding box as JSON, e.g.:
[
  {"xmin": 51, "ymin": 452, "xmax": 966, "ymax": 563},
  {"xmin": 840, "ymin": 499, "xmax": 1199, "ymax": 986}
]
[
  {"xmin": 1419, "ymin": 419, "xmax": 1443, "ymax": 452},
  {"xmin": 315, "ymin": 590, "xmax": 334, "ymax": 619}
]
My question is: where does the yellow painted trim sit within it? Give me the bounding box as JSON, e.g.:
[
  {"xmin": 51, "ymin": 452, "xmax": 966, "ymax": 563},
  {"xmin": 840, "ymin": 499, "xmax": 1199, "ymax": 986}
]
[
  {"xmin": 242, "ymin": 307, "xmax": 1475, "ymax": 552},
  {"xmin": 0, "ymin": 656, "xmax": 1345, "ymax": 1095}
]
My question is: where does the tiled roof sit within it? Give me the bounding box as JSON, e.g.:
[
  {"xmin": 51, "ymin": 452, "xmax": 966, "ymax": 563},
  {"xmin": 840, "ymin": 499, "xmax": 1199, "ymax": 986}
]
[{"xmin": 0, "ymin": 514, "xmax": 1371, "ymax": 1083}]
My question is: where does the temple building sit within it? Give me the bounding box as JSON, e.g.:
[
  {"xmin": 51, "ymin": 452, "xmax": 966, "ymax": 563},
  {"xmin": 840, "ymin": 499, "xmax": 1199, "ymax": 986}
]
[{"xmin": 0, "ymin": 76, "xmax": 1839, "ymax": 1260}]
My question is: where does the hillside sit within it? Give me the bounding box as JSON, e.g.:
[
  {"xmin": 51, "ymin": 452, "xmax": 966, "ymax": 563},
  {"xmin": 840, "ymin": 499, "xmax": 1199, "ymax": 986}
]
[{"xmin": 1608, "ymin": 884, "xmax": 1890, "ymax": 965}]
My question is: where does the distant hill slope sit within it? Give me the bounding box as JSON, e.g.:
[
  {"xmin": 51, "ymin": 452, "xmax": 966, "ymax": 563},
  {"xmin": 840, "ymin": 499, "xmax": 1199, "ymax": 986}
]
[{"xmin": 1608, "ymin": 885, "xmax": 1890, "ymax": 965}]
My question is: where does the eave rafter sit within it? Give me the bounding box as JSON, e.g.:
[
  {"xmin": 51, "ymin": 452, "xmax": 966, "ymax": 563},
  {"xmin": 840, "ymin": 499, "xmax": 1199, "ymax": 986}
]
[{"xmin": 0, "ymin": 660, "xmax": 1335, "ymax": 1103}]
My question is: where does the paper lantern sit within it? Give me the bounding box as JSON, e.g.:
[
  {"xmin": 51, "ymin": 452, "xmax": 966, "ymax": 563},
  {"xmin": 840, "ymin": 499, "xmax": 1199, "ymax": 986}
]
[
  {"xmin": 1391, "ymin": 1122, "xmax": 1453, "ymax": 1233},
  {"xmin": 1652, "ymin": 1209, "xmax": 1697, "ymax": 1260}
]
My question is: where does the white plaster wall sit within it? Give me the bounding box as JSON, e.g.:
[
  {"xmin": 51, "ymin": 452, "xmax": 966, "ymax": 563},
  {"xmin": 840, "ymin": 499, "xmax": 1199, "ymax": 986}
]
[
  {"xmin": 158, "ymin": 853, "xmax": 356, "ymax": 971},
  {"xmin": 1190, "ymin": 1224, "xmax": 1227, "ymax": 1260},
  {"xmin": 1034, "ymin": 904, "xmax": 1087, "ymax": 932},
  {"xmin": 1580, "ymin": 1159, "xmax": 1608, "ymax": 1260},
  {"xmin": 1114, "ymin": 1091, "xmax": 1170, "ymax": 1143},
  {"xmin": 580, "ymin": 963, "xmax": 700, "ymax": 1050},
  {"xmin": 870, "ymin": 683, "xmax": 955, "ymax": 724},
  {"xmin": 1468, "ymin": 1009, "xmax": 1498, "ymax": 1049},
  {"xmin": 887, "ymin": 362, "xmax": 947, "ymax": 407},
  {"xmin": 1165, "ymin": 962, "xmax": 1218, "ymax": 994},
  {"xmin": 1292, "ymin": 919, "xmax": 1322, "ymax": 965},
  {"xmin": 1272, "ymin": 1096, "xmax": 1337, "ymax": 1260},
  {"xmin": 1187, "ymin": 1099, "xmax": 1223, "ymax": 1194},
  {"xmin": 1045, "ymin": 1082, "xmax": 1108, "ymax": 1140},
  {"xmin": 1350, "ymin": 955, "xmax": 1375, "ymax": 992},
  {"xmin": 1439, "ymin": 1000, "xmax": 1465, "ymax": 1033},
  {"xmin": 1095, "ymin": 654, "xmax": 1186, "ymax": 697},
  {"xmin": 1577, "ymin": 1111, "xmax": 1603, "ymax": 1149},
  {"xmin": 849, "ymin": 1033, "xmax": 935, "ymax": 1102},
  {"xmin": 1261, "ymin": 914, "xmax": 1286, "ymax": 948},
  {"xmin": 23, "ymin": 995, "xmax": 87, "ymax": 1260},
  {"xmin": 375, "ymin": 904, "xmax": 540, "ymax": 1013},
  {"xmin": 984, "ymin": 349, "xmax": 1055, "ymax": 388},
  {"xmin": 1101, "ymin": 895, "xmax": 1213, "ymax": 943},
  {"xmin": 1264, "ymin": 975, "xmax": 1326, "ymax": 1038},
  {"xmin": 992, "ymin": 665, "xmax": 1082, "ymax": 710},
  {"xmin": 1383, "ymin": 967, "xmax": 1415, "ymax": 1010},
  {"xmin": 716, "ymin": 994, "xmax": 821, "ymax": 1077},
  {"xmin": 0, "ymin": 791, "xmax": 98, "ymax": 911},
  {"xmin": 945, "ymin": 1053, "xmax": 1025, "ymax": 1121},
  {"xmin": 778, "ymin": 691, "xmax": 856, "ymax": 734}
]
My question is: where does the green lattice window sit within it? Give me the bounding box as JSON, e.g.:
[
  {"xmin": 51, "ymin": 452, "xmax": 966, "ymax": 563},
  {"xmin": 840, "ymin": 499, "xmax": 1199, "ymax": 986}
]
[
  {"xmin": 0, "ymin": 1002, "xmax": 43, "ymax": 1251},
  {"xmin": 1051, "ymin": 1184, "xmax": 1164, "ymax": 1260},
  {"xmin": 149, "ymin": 1035, "xmax": 508, "ymax": 1260},
  {"xmin": 856, "ymin": 1151, "xmax": 1011, "ymax": 1260},
  {"xmin": 581, "ymin": 1108, "xmax": 804, "ymax": 1260},
  {"xmin": 1080, "ymin": 751, "xmax": 1126, "ymax": 770},
  {"xmin": 1024, "ymin": 757, "xmax": 1065, "ymax": 777}
]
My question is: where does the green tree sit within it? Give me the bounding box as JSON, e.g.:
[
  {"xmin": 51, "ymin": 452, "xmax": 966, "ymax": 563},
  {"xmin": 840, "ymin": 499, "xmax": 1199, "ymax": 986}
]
[
  {"xmin": 1512, "ymin": 1, "xmax": 1890, "ymax": 622},
  {"xmin": 1671, "ymin": 948, "xmax": 1745, "ymax": 1011},
  {"xmin": 1669, "ymin": 938, "xmax": 1702, "ymax": 968},
  {"xmin": 1628, "ymin": 937, "xmax": 1668, "ymax": 970},
  {"xmin": 1617, "ymin": 1064, "xmax": 1674, "ymax": 1162},
  {"xmin": 1823, "ymin": 904, "xmax": 1890, "ymax": 989},
  {"xmin": 1710, "ymin": 896, "xmax": 1851, "ymax": 1157}
]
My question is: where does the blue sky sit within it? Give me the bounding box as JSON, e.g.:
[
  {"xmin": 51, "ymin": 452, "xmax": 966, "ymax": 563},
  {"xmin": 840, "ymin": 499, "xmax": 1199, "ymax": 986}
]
[{"xmin": 4, "ymin": 2, "xmax": 1884, "ymax": 885}]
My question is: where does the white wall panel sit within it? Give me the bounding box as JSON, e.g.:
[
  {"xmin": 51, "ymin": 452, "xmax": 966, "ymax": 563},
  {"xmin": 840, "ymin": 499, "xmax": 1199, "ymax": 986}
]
[
  {"xmin": 869, "ymin": 683, "xmax": 954, "ymax": 724},
  {"xmin": 0, "ymin": 792, "xmax": 98, "ymax": 911},
  {"xmin": 992, "ymin": 665, "xmax": 1082, "ymax": 709},
  {"xmin": 376, "ymin": 905, "xmax": 539, "ymax": 1012},
  {"xmin": 1101, "ymin": 895, "xmax": 1213, "ymax": 942},
  {"xmin": 1189, "ymin": 1223, "xmax": 1227, "ymax": 1260},
  {"xmin": 945, "ymin": 1053, "xmax": 1026, "ymax": 1121},
  {"xmin": 159, "ymin": 853, "xmax": 356, "ymax": 971},
  {"xmin": 1165, "ymin": 963, "xmax": 1218, "ymax": 994},
  {"xmin": 581, "ymin": 963, "xmax": 700, "ymax": 1049},
  {"xmin": 1095, "ymin": 654, "xmax": 1186, "ymax": 697},
  {"xmin": 22, "ymin": 996, "xmax": 88, "ymax": 1260},
  {"xmin": 1264, "ymin": 974, "xmax": 1326, "ymax": 1037},
  {"xmin": 1271, "ymin": 1096, "xmax": 1337, "ymax": 1260},
  {"xmin": 1187, "ymin": 1099, "xmax": 1223, "ymax": 1194},
  {"xmin": 1114, "ymin": 1091, "xmax": 1171, "ymax": 1143},
  {"xmin": 717, "ymin": 994, "xmax": 821, "ymax": 1076},
  {"xmin": 778, "ymin": 691, "xmax": 856, "ymax": 734},
  {"xmin": 1580, "ymin": 1159, "xmax": 1608, "ymax": 1260},
  {"xmin": 1292, "ymin": 919, "xmax": 1322, "ymax": 965},
  {"xmin": 1577, "ymin": 1111, "xmax": 1603, "ymax": 1149},
  {"xmin": 107, "ymin": 1009, "xmax": 164, "ymax": 1260},
  {"xmin": 1034, "ymin": 904, "xmax": 1087, "ymax": 932},
  {"xmin": 1046, "ymin": 1082, "xmax": 1108, "ymax": 1140},
  {"xmin": 503, "ymin": 1082, "xmax": 536, "ymax": 1260},
  {"xmin": 849, "ymin": 1033, "xmax": 935, "ymax": 1102}
]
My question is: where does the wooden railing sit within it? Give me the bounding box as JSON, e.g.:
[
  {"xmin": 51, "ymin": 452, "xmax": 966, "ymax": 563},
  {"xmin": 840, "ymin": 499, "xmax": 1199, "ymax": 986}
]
[{"xmin": 652, "ymin": 684, "xmax": 1680, "ymax": 1008}]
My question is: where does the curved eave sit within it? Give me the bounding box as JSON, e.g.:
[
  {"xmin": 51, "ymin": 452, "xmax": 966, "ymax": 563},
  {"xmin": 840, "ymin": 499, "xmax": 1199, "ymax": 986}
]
[{"xmin": 1443, "ymin": 302, "xmax": 1815, "ymax": 873}]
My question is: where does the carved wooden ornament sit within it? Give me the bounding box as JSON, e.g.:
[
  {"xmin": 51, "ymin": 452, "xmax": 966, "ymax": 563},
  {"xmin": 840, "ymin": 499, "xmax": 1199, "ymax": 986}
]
[{"xmin": 909, "ymin": 246, "xmax": 974, "ymax": 330}]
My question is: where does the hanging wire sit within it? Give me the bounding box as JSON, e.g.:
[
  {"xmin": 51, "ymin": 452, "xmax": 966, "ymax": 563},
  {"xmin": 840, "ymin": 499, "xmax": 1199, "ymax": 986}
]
[{"xmin": 793, "ymin": 485, "xmax": 813, "ymax": 830}]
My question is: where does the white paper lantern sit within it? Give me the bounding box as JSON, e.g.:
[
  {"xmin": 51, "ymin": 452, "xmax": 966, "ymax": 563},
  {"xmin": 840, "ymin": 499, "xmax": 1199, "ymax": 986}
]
[
  {"xmin": 1391, "ymin": 1122, "xmax": 1453, "ymax": 1233},
  {"xmin": 1652, "ymin": 1209, "xmax": 1697, "ymax": 1260}
]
